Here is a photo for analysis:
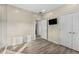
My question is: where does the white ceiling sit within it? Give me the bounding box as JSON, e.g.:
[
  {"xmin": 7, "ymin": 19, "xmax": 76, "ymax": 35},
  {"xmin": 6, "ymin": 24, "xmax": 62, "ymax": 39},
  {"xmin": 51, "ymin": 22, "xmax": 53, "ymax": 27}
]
[{"xmin": 11, "ymin": 4, "xmax": 63, "ymax": 13}]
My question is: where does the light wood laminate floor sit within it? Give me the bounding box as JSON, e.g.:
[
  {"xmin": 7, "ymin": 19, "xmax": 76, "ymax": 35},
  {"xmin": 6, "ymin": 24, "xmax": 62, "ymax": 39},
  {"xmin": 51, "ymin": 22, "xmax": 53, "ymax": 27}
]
[{"xmin": 7, "ymin": 38, "xmax": 79, "ymax": 54}]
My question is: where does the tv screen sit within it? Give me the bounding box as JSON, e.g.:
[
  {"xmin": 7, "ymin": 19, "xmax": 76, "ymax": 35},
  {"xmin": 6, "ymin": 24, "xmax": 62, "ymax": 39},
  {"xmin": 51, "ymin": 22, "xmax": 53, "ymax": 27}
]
[{"xmin": 49, "ymin": 18, "xmax": 57, "ymax": 25}]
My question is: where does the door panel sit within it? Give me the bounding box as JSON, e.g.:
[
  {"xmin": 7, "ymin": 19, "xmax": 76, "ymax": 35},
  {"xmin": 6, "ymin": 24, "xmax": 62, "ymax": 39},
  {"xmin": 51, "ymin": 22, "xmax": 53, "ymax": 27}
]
[
  {"xmin": 41, "ymin": 20, "xmax": 48, "ymax": 39},
  {"xmin": 59, "ymin": 12, "xmax": 79, "ymax": 51},
  {"xmin": 38, "ymin": 20, "xmax": 42, "ymax": 37},
  {"xmin": 37, "ymin": 20, "xmax": 48, "ymax": 39},
  {"xmin": 59, "ymin": 14, "xmax": 73, "ymax": 48},
  {"xmin": 73, "ymin": 13, "xmax": 79, "ymax": 51}
]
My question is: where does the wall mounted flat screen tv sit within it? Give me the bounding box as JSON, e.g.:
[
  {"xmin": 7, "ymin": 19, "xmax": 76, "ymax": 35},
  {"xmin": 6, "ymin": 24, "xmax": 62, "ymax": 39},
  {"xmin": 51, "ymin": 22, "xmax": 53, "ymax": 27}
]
[{"xmin": 49, "ymin": 18, "xmax": 57, "ymax": 25}]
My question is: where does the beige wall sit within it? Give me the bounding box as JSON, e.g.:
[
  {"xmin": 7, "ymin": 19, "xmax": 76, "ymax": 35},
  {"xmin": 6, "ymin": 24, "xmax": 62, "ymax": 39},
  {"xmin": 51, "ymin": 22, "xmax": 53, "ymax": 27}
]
[
  {"xmin": 43, "ymin": 4, "xmax": 79, "ymax": 44},
  {"xmin": 7, "ymin": 5, "xmax": 40, "ymax": 46},
  {"xmin": 0, "ymin": 5, "xmax": 40, "ymax": 47}
]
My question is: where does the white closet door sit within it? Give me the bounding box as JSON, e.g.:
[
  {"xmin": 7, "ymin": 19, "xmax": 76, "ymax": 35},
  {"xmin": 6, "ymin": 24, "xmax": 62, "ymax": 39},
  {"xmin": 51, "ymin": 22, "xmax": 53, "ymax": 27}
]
[
  {"xmin": 73, "ymin": 13, "xmax": 79, "ymax": 51},
  {"xmin": 41, "ymin": 20, "xmax": 48, "ymax": 39},
  {"xmin": 38, "ymin": 20, "xmax": 42, "ymax": 37},
  {"xmin": 59, "ymin": 14, "xmax": 73, "ymax": 48},
  {"xmin": 37, "ymin": 20, "xmax": 48, "ymax": 39}
]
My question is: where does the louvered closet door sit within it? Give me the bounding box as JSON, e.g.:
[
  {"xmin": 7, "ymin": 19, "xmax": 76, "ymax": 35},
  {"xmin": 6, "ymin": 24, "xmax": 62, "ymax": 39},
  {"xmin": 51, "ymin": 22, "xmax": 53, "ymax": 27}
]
[
  {"xmin": 73, "ymin": 13, "xmax": 79, "ymax": 51},
  {"xmin": 59, "ymin": 14, "xmax": 73, "ymax": 48}
]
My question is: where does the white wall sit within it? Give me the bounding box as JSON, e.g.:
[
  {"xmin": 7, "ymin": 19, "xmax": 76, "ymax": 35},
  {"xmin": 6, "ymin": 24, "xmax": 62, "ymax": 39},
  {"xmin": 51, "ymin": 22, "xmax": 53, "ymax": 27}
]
[
  {"xmin": 43, "ymin": 4, "xmax": 79, "ymax": 44},
  {"xmin": 48, "ymin": 25, "xmax": 59, "ymax": 44}
]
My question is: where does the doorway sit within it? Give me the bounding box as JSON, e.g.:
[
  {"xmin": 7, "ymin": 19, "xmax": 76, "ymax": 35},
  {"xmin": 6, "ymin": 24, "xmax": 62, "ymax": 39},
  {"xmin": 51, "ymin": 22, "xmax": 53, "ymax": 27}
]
[{"xmin": 35, "ymin": 20, "xmax": 48, "ymax": 40}]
